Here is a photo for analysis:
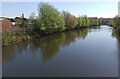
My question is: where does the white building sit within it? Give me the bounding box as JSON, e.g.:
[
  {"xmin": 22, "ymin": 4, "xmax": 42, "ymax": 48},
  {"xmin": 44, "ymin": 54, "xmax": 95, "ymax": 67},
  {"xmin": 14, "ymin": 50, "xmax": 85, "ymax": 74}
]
[
  {"xmin": 0, "ymin": 17, "xmax": 5, "ymax": 21},
  {"xmin": 12, "ymin": 22, "xmax": 16, "ymax": 26}
]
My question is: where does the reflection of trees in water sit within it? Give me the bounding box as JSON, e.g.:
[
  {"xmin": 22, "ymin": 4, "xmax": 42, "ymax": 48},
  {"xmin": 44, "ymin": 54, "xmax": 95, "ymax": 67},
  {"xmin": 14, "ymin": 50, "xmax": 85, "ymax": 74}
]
[
  {"xmin": 77, "ymin": 28, "xmax": 89, "ymax": 39},
  {"xmin": 89, "ymin": 26, "xmax": 101, "ymax": 29},
  {"xmin": 63, "ymin": 31, "xmax": 77, "ymax": 46},
  {"xmin": 88, "ymin": 26, "xmax": 101, "ymax": 33},
  {"xmin": 39, "ymin": 28, "xmax": 89, "ymax": 62},
  {"xmin": 63, "ymin": 28, "xmax": 89, "ymax": 46},
  {"xmin": 3, "ymin": 28, "xmax": 89, "ymax": 63},
  {"xmin": 33, "ymin": 33, "xmax": 65, "ymax": 62},
  {"xmin": 112, "ymin": 28, "xmax": 120, "ymax": 44},
  {"xmin": 112, "ymin": 28, "xmax": 120, "ymax": 78},
  {"xmin": 3, "ymin": 45, "xmax": 16, "ymax": 62},
  {"xmin": 2, "ymin": 40, "xmax": 32, "ymax": 62}
]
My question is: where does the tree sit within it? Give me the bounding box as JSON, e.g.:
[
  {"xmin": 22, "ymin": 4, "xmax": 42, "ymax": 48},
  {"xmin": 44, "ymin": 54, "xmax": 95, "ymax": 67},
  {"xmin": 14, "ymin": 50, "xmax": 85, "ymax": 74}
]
[
  {"xmin": 14, "ymin": 16, "xmax": 27, "ymax": 27},
  {"xmin": 15, "ymin": 17, "xmax": 22, "ymax": 26},
  {"xmin": 77, "ymin": 15, "xmax": 90, "ymax": 28},
  {"xmin": 37, "ymin": 2, "xmax": 65, "ymax": 34},
  {"xmin": 84, "ymin": 15, "xmax": 90, "ymax": 26},
  {"xmin": 90, "ymin": 19, "xmax": 99, "ymax": 26},
  {"xmin": 28, "ymin": 12, "xmax": 36, "ymax": 27},
  {"xmin": 113, "ymin": 15, "xmax": 120, "ymax": 27},
  {"xmin": 99, "ymin": 17, "xmax": 103, "ymax": 25},
  {"xmin": 107, "ymin": 18, "xmax": 115, "ymax": 27},
  {"xmin": 77, "ymin": 16, "xmax": 83, "ymax": 27},
  {"xmin": 62, "ymin": 11, "xmax": 78, "ymax": 30}
]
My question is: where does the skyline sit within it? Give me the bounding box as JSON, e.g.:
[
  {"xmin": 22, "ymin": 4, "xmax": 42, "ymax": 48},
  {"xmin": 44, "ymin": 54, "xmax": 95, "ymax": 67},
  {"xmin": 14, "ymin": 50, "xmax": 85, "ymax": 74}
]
[{"xmin": 1, "ymin": 2, "xmax": 118, "ymax": 18}]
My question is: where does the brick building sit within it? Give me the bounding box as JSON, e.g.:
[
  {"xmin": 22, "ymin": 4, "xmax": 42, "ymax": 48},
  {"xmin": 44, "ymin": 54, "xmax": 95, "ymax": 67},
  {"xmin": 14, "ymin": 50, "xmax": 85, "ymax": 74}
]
[{"xmin": 0, "ymin": 17, "xmax": 12, "ymax": 30}]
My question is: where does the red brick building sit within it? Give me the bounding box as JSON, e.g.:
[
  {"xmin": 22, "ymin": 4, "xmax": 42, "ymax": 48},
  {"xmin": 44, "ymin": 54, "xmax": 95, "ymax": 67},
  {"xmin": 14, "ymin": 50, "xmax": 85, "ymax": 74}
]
[{"xmin": 0, "ymin": 18, "xmax": 12, "ymax": 30}]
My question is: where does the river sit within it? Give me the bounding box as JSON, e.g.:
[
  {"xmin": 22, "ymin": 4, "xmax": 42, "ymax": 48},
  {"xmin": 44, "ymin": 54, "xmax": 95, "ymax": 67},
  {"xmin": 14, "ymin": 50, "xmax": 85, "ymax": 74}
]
[{"xmin": 2, "ymin": 25, "xmax": 119, "ymax": 77}]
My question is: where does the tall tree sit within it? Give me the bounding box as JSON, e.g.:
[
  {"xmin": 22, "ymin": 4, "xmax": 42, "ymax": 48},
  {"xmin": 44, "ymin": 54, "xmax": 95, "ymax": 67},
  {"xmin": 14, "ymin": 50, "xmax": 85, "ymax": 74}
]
[
  {"xmin": 62, "ymin": 11, "xmax": 78, "ymax": 30},
  {"xmin": 37, "ymin": 2, "xmax": 65, "ymax": 34}
]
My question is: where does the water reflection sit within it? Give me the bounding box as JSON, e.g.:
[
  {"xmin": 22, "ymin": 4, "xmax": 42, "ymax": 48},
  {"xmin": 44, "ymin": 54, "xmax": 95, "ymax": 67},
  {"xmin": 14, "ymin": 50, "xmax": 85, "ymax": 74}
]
[
  {"xmin": 64, "ymin": 28, "xmax": 89, "ymax": 46},
  {"xmin": 2, "ymin": 28, "xmax": 89, "ymax": 63},
  {"xmin": 2, "ymin": 40, "xmax": 32, "ymax": 62},
  {"xmin": 112, "ymin": 28, "xmax": 120, "ymax": 44},
  {"xmin": 32, "ymin": 33, "xmax": 65, "ymax": 62},
  {"xmin": 2, "ymin": 26, "xmax": 118, "ymax": 77},
  {"xmin": 111, "ymin": 28, "xmax": 120, "ymax": 78}
]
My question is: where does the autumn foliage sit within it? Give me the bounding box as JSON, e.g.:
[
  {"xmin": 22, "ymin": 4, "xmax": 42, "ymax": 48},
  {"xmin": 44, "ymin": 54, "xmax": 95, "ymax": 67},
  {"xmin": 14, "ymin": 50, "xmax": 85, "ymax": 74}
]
[{"xmin": 62, "ymin": 11, "xmax": 78, "ymax": 30}]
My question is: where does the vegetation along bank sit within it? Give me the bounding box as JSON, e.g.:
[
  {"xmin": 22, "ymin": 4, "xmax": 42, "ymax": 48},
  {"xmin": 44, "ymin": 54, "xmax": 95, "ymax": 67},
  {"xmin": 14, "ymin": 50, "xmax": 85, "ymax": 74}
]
[{"xmin": 2, "ymin": 2, "xmax": 120, "ymax": 46}]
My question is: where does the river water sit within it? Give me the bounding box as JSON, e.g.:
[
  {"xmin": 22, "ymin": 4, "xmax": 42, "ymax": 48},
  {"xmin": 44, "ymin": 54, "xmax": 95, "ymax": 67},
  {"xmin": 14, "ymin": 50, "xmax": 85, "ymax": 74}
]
[{"xmin": 2, "ymin": 25, "xmax": 119, "ymax": 77}]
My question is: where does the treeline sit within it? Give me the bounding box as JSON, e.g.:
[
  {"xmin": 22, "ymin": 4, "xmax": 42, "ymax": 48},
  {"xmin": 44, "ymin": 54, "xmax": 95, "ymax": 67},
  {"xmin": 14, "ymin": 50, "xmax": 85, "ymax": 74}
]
[
  {"xmin": 29, "ymin": 2, "xmax": 99, "ymax": 35},
  {"xmin": 107, "ymin": 15, "xmax": 120, "ymax": 28},
  {"xmin": 2, "ymin": 2, "xmax": 100, "ymax": 45}
]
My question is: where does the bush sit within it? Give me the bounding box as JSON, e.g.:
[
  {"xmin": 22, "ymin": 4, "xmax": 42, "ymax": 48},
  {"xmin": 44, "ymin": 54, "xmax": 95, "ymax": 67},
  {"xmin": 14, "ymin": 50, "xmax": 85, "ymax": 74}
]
[{"xmin": 2, "ymin": 28, "xmax": 32, "ymax": 45}]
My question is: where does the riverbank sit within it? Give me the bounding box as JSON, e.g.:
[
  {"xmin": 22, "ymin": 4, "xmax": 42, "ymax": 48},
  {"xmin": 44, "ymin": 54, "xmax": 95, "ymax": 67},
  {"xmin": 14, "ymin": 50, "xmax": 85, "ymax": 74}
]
[
  {"xmin": 2, "ymin": 26, "xmax": 91, "ymax": 46},
  {"xmin": 2, "ymin": 27, "xmax": 35, "ymax": 46}
]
